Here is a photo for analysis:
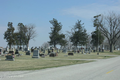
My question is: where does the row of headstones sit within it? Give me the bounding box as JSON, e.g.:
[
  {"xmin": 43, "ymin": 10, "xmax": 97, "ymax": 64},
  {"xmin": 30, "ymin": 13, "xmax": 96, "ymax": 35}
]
[
  {"xmin": 5, "ymin": 49, "xmax": 23, "ymax": 61},
  {"xmin": 26, "ymin": 49, "xmax": 57, "ymax": 58},
  {"xmin": 93, "ymin": 48, "xmax": 104, "ymax": 52},
  {"xmin": 62, "ymin": 48, "xmax": 91, "ymax": 54},
  {"xmin": 4, "ymin": 50, "xmax": 40, "ymax": 61}
]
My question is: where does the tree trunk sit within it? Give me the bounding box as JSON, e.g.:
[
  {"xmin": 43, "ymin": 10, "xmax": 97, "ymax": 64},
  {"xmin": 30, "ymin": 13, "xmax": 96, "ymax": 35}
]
[
  {"xmin": 96, "ymin": 46, "xmax": 98, "ymax": 52},
  {"xmin": 110, "ymin": 43, "xmax": 113, "ymax": 52},
  {"xmin": 27, "ymin": 41, "xmax": 29, "ymax": 50},
  {"xmin": 9, "ymin": 44, "xmax": 11, "ymax": 50},
  {"xmin": 114, "ymin": 46, "xmax": 116, "ymax": 50},
  {"xmin": 54, "ymin": 44, "xmax": 56, "ymax": 48}
]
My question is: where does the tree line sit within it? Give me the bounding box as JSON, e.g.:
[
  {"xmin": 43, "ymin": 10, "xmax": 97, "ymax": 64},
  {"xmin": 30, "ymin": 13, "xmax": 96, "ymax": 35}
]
[
  {"xmin": 4, "ymin": 22, "xmax": 36, "ymax": 49},
  {"xmin": 4, "ymin": 12, "xmax": 120, "ymax": 52}
]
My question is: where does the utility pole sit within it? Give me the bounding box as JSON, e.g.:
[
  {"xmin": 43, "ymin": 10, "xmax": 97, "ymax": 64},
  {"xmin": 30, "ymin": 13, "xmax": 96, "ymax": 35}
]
[{"xmin": 97, "ymin": 26, "xmax": 99, "ymax": 55}]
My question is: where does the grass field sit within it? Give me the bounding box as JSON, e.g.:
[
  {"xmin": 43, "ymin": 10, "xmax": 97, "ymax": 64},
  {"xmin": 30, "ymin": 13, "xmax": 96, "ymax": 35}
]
[{"xmin": 0, "ymin": 50, "xmax": 119, "ymax": 71}]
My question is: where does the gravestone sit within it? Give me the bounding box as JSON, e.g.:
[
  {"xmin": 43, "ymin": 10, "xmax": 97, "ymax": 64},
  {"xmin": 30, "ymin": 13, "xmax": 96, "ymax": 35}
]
[
  {"xmin": 99, "ymin": 48, "xmax": 101, "ymax": 52},
  {"xmin": 88, "ymin": 48, "xmax": 91, "ymax": 54},
  {"xmin": 81, "ymin": 48, "xmax": 84, "ymax": 54},
  {"xmin": 39, "ymin": 54, "xmax": 44, "ymax": 56},
  {"xmin": 68, "ymin": 53, "xmax": 74, "ymax": 55},
  {"xmin": 43, "ymin": 49, "xmax": 45, "ymax": 53},
  {"xmin": 5, "ymin": 55, "xmax": 14, "ymax": 61},
  {"xmin": 6, "ymin": 47, "xmax": 9, "ymax": 52},
  {"xmin": 93, "ymin": 47, "xmax": 96, "ymax": 52},
  {"xmin": 52, "ymin": 48, "xmax": 54, "ymax": 52},
  {"xmin": 62, "ymin": 48, "xmax": 67, "ymax": 53},
  {"xmin": 0, "ymin": 48, "xmax": 3, "ymax": 55},
  {"xmin": 24, "ymin": 48, "xmax": 28, "ymax": 52},
  {"xmin": 40, "ymin": 54, "xmax": 45, "ymax": 58},
  {"xmin": 50, "ymin": 47, "xmax": 53, "ymax": 50},
  {"xmin": 19, "ymin": 47, "xmax": 22, "ymax": 51},
  {"xmin": 85, "ymin": 48, "xmax": 88, "ymax": 54},
  {"xmin": 9, "ymin": 51, "xmax": 14, "ymax": 55},
  {"xmin": 49, "ymin": 52, "xmax": 55, "ymax": 57},
  {"xmin": 41, "ymin": 48, "xmax": 43, "ymax": 52},
  {"xmin": 32, "ymin": 50, "xmax": 40, "ymax": 58},
  {"xmin": 37, "ymin": 48, "xmax": 39, "ymax": 50},
  {"xmin": 26, "ymin": 51, "xmax": 31, "ymax": 55},
  {"xmin": 77, "ymin": 50, "xmax": 80, "ymax": 53},
  {"xmin": 3, "ymin": 50, "xmax": 6, "ymax": 54},
  {"xmin": 31, "ymin": 47, "xmax": 34, "ymax": 52},
  {"xmin": 102, "ymin": 49, "xmax": 104, "ymax": 52},
  {"xmin": 48, "ymin": 49, "xmax": 51, "ymax": 55},
  {"xmin": 15, "ymin": 49, "xmax": 19, "ymax": 54}
]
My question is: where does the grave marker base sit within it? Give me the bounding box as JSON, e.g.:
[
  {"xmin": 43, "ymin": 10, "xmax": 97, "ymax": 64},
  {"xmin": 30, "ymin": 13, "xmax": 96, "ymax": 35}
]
[{"xmin": 32, "ymin": 56, "xmax": 40, "ymax": 58}]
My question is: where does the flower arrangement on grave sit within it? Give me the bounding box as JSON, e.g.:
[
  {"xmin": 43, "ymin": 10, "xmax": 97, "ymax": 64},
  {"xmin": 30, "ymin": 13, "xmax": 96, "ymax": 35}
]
[{"xmin": 5, "ymin": 53, "xmax": 15, "ymax": 58}]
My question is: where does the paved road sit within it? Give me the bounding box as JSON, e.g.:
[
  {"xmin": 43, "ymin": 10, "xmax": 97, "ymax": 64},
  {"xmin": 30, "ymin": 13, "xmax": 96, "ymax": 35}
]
[{"xmin": 1, "ymin": 56, "xmax": 120, "ymax": 80}]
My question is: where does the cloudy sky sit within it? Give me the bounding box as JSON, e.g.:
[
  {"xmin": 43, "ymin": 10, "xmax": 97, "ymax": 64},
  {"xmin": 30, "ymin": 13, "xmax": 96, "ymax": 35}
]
[{"xmin": 0, "ymin": 0, "xmax": 120, "ymax": 48}]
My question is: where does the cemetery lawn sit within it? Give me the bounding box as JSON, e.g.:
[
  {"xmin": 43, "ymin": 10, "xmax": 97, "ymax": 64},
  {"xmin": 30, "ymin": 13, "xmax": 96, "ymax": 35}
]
[{"xmin": 0, "ymin": 50, "xmax": 119, "ymax": 71}]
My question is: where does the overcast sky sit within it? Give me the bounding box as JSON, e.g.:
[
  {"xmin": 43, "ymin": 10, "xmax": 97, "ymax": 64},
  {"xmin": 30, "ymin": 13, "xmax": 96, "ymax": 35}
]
[{"xmin": 1, "ymin": 0, "xmax": 120, "ymax": 48}]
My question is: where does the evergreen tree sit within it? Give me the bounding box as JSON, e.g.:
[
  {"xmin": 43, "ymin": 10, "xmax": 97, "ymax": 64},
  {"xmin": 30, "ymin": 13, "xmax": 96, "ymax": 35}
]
[
  {"xmin": 49, "ymin": 18, "xmax": 66, "ymax": 47},
  {"xmin": 17, "ymin": 23, "xmax": 28, "ymax": 47},
  {"xmin": 4, "ymin": 22, "xmax": 15, "ymax": 49},
  {"xmin": 91, "ymin": 29, "xmax": 104, "ymax": 51},
  {"xmin": 70, "ymin": 20, "xmax": 88, "ymax": 47}
]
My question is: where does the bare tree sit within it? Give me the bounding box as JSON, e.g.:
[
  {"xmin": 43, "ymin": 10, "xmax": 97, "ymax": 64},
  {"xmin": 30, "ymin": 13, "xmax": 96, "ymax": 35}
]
[
  {"xmin": 25, "ymin": 24, "xmax": 37, "ymax": 49},
  {"xmin": 94, "ymin": 12, "xmax": 120, "ymax": 52},
  {"xmin": 41, "ymin": 42, "xmax": 50, "ymax": 49}
]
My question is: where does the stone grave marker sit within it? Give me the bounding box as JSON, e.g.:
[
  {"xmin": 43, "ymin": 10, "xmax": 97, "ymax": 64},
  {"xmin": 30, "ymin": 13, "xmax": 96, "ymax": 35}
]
[
  {"xmin": 24, "ymin": 48, "xmax": 28, "ymax": 52},
  {"xmin": 32, "ymin": 50, "xmax": 40, "ymax": 58},
  {"xmin": 99, "ymin": 48, "xmax": 101, "ymax": 52},
  {"xmin": 40, "ymin": 54, "xmax": 45, "ymax": 58},
  {"xmin": 102, "ymin": 49, "xmax": 104, "ymax": 52},
  {"xmin": 88, "ymin": 48, "xmax": 91, "ymax": 54},
  {"xmin": 19, "ymin": 47, "xmax": 22, "ymax": 51},
  {"xmin": 5, "ymin": 55, "xmax": 14, "ymax": 61},
  {"xmin": 15, "ymin": 49, "xmax": 19, "ymax": 54},
  {"xmin": 26, "ymin": 51, "xmax": 31, "ymax": 55},
  {"xmin": 48, "ymin": 49, "xmax": 51, "ymax": 55},
  {"xmin": 81, "ymin": 48, "xmax": 84, "ymax": 54},
  {"xmin": 31, "ymin": 47, "xmax": 34, "ymax": 52},
  {"xmin": 43, "ymin": 49, "xmax": 45, "ymax": 53},
  {"xmin": 49, "ymin": 52, "xmax": 56, "ymax": 57},
  {"xmin": 9, "ymin": 51, "xmax": 14, "ymax": 55},
  {"xmin": 68, "ymin": 53, "xmax": 74, "ymax": 55},
  {"xmin": 5, "ymin": 51, "xmax": 15, "ymax": 61},
  {"xmin": 85, "ymin": 48, "xmax": 88, "ymax": 54},
  {"xmin": 0, "ymin": 48, "xmax": 3, "ymax": 55},
  {"xmin": 62, "ymin": 48, "xmax": 67, "ymax": 53},
  {"xmin": 6, "ymin": 47, "xmax": 9, "ymax": 52},
  {"xmin": 52, "ymin": 48, "xmax": 54, "ymax": 52}
]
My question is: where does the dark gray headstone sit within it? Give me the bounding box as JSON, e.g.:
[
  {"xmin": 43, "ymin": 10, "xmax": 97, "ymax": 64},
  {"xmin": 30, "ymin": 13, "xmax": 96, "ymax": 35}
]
[
  {"xmin": 15, "ymin": 49, "xmax": 19, "ymax": 54},
  {"xmin": 49, "ymin": 52, "xmax": 55, "ymax": 57},
  {"xmin": 9, "ymin": 51, "xmax": 14, "ymax": 55},
  {"xmin": 24, "ymin": 48, "xmax": 28, "ymax": 52},
  {"xmin": 0, "ymin": 48, "xmax": 3, "ymax": 55},
  {"xmin": 5, "ymin": 55, "xmax": 14, "ymax": 61},
  {"xmin": 68, "ymin": 53, "xmax": 74, "ymax": 55},
  {"xmin": 26, "ymin": 51, "xmax": 31, "ymax": 55},
  {"xmin": 43, "ymin": 49, "xmax": 45, "ymax": 53}
]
